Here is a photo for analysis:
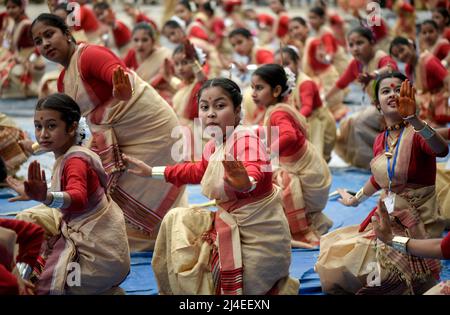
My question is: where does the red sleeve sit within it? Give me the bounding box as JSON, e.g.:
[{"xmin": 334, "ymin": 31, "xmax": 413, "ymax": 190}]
[
  {"xmin": 255, "ymin": 49, "xmax": 274, "ymax": 64},
  {"xmin": 112, "ymin": 21, "xmax": 132, "ymax": 48},
  {"xmin": 57, "ymin": 69, "xmax": 65, "ymax": 93},
  {"xmin": 164, "ymin": 142, "xmax": 213, "ymax": 186},
  {"xmin": 258, "ymin": 13, "xmax": 274, "ymax": 27},
  {"xmin": 189, "ymin": 25, "xmax": 209, "ymax": 41},
  {"xmin": 0, "ymin": 219, "xmax": 44, "ymax": 267},
  {"xmin": 16, "ymin": 23, "xmax": 34, "ymax": 50},
  {"xmin": 335, "ymin": 59, "xmax": 360, "ymax": 89},
  {"xmin": 416, "ymin": 131, "xmax": 449, "ymax": 157},
  {"xmin": 61, "ymin": 157, "xmax": 101, "ymax": 212},
  {"xmin": 378, "ymin": 55, "xmax": 399, "ymax": 71},
  {"xmin": 212, "ymin": 18, "xmax": 225, "ymax": 38},
  {"xmin": 76, "ymin": 5, "xmax": 99, "ymax": 32},
  {"xmin": 299, "ymin": 80, "xmax": 320, "ymax": 117},
  {"xmin": 321, "ymin": 33, "xmax": 338, "ymax": 54},
  {"xmin": 80, "ymin": 45, "xmax": 125, "ymax": 90},
  {"xmin": 123, "ymin": 48, "xmax": 138, "ymax": 70},
  {"xmin": 0, "ymin": 265, "xmax": 19, "ymax": 295},
  {"xmin": 276, "ymin": 14, "xmax": 290, "ymax": 38},
  {"xmin": 269, "ymin": 110, "xmax": 305, "ymax": 157},
  {"xmin": 435, "ymin": 43, "xmax": 450, "ymax": 60},
  {"xmin": 441, "ymin": 232, "xmax": 450, "ymax": 259},
  {"xmin": 426, "ymin": 56, "xmax": 448, "ymax": 89}
]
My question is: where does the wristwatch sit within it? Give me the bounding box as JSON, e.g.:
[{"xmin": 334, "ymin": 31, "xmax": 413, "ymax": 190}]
[{"xmin": 391, "ymin": 236, "xmax": 410, "ymax": 254}]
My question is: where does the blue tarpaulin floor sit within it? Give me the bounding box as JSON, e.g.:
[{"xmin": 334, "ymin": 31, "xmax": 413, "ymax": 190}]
[{"xmin": 1, "ymin": 167, "xmax": 449, "ymax": 295}]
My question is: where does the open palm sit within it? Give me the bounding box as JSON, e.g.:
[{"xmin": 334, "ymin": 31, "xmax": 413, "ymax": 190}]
[
  {"xmin": 222, "ymin": 154, "xmax": 252, "ymax": 192},
  {"xmin": 396, "ymin": 79, "xmax": 417, "ymax": 119}
]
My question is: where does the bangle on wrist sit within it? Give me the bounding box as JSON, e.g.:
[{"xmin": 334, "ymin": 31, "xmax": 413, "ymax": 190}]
[
  {"xmin": 390, "ymin": 236, "xmax": 410, "ymax": 254},
  {"xmin": 414, "ymin": 121, "xmax": 435, "ymax": 140},
  {"xmin": 151, "ymin": 166, "xmax": 166, "ymax": 179},
  {"xmin": 354, "ymin": 187, "xmax": 368, "ymax": 205},
  {"xmin": 191, "ymin": 60, "xmax": 203, "ymax": 74},
  {"xmin": 47, "ymin": 192, "xmax": 64, "ymax": 209},
  {"xmin": 403, "ymin": 114, "xmax": 416, "ymax": 121},
  {"xmin": 373, "ymin": 70, "xmax": 380, "ymax": 78}
]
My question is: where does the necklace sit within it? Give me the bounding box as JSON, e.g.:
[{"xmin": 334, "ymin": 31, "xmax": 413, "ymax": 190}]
[{"xmin": 386, "ymin": 121, "xmax": 408, "ymax": 131}]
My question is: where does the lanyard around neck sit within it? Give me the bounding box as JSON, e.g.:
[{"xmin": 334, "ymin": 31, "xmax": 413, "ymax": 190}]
[{"xmin": 385, "ymin": 127, "xmax": 405, "ymax": 191}]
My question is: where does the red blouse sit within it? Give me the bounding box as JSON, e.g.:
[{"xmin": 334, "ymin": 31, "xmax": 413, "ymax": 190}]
[
  {"xmin": 255, "ymin": 48, "xmax": 274, "ymax": 64},
  {"xmin": 406, "ymin": 55, "xmax": 448, "ymax": 92},
  {"xmin": 335, "ymin": 56, "xmax": 398, "ymax": 89},
  {"xmin": 434, "ymin": 41, "xmax": 450, "ymax": 61},
  {"xmin": 164, "ymin": 135, "xmax": 273, "ymax": 198},
  {"xmin": 297, "ymin": 80, "xmax": 323, "ymax": 118},
  {"xmin": 371, "ymin": 18, "xmax": 389, "ymax": 42},
  {"xmin": 441, "ymin": 232, "xmax": 450, "ymax": 259},
  {"xmin": 123, "ymin": 48, "xmax": 138, "ymax": 70},
  {"xmin": 16, "ymin": 16, "xmax": 34, "ymax": 50},
  {"xmin": 60, "ymin": 157, "xmax": 102, "ymax": 213},
  {"xmin": 276, "ymin": 13, "xmax": 290, "ymax": 38},
  {"xmin": 369, "ymin": 131, "xmax": 449, "ymax": 190},
  {"xmin": 73, "ymin": 3, "xmax": 100, "ymax": 33},
  {"xmin": 58, "ymin": 45, "xmax": 127, "ymax": 106},
  {"xmin": 188, "ymin": 24, "xmax": 210, "ymax": 42},
  {"xmin": 268, "ymin": 110, "xmax": 306, "ymax": 157},
  {"xmin": 112, "ymin": 20, "xmax": 132, "ymax": 48}
]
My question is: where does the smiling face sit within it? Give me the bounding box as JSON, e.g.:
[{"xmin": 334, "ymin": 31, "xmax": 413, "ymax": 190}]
[
  {"xmin": 420, "ymin": 23, "xmax": 439, "ymax": 47},
  {"xmin": 132, "ymin": 29, "xmax": 154, "ymax": 58},
  {"xmin": 251, "ymin": 74, "xmax": 279, "ymax": 108},
  {"xmin": 288, "ymin": 20, "xmax": 309, "ymax": 42},
  {"xmin": 377, "ymin": 77, "xmax": 403, "ymax": 120},
  {"xmin": 390, "ymin": 43, "xmax": 414, "ymax": 64},
  {"xmin": 229, "ymin": 34, "xmax": 253, "ymax": 56},
  {"xmin": 347, "ymin": 32, "xmax": 374, "ymax": 64},
  {"xmin": 31, "ymin": 21, "xmax": 72, "ymax": 65},
  {"xmin": 198, "ymin": 86, "xmax": 241, "ymax": 137},
  {"xmin": 34, "ymin": 109, "xmax": 77, "ymax": 157}
]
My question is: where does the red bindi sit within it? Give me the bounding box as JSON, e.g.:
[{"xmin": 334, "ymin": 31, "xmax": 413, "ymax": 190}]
[{"xmin": 390, "ymin": 83, "xmax": 396, "ymax": 88}]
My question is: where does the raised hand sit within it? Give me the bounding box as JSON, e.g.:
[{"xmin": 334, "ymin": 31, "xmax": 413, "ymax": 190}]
[
  {"xmin": 162, "ymin": 58, "xmax": 175, "ymax": 81},
  {"xmin": 23, "ymin": 161, "xmax": 48, "ymax": 202},
  {"xmin": 112, "ymin": 67, "xmax": 132, "ymax": 101},
  {"xmin": 122, "ymin": 153, "xmax": 152, "ymax": 177},
  {"xmin": 357, "ymin": 72, "xmax": 374, "ymax": 86},
  {"xmin": 371, "ymin": 200, "xmax": 394, "ymax": 244},
  {"xmin": 6, "ymin": 176, "xmax": 30, "ymax": 202},
  {"xmin": 183, "ymin": 38, "xmax": 197, "ymax": 61},
  {"xmin": 337, "ymin": 188, "xmax": 358, "ymax": 207},
  {"xmin": 396, "ymin": 79, "xmax": 417, "ymax": 119},
  {"xmin": 222, "ymin": 153, "xmax": 252, "ymax": 192}
]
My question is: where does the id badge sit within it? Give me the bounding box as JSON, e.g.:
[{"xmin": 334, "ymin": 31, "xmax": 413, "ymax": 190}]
[{"xmin": 383, "ymin": 192, "xmax": 395, "ymax": 213}]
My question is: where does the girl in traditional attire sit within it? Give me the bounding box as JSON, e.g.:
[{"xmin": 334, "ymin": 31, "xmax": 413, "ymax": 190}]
[
  {"xmin": 251, "ymin": 64, "xmax": 333, "ymax": 247},
  {"xmin": 0, "ymin": 0, "xmax": 45, "ymax": 98},
  {"xmin": 265, "ymin": 0, "xmax": 290, "ymax": 46},
  {"xmin": 432, "ymin": 7, "xmax": 450, "ymax": 42},
  {"xmin": 303, "ymin": 6, "xmax": 349, "ymax": 121},
  {"xmin": 316, "ymin": 73, "xmax": 448, "ymax": 295},
  {"xmin": 0, "ymin": 112, "xmax": 32, "ymax": 178},
  {"xmin": 327, "ymin": 27, "xmax": 398, "ymax": 169},
  {"xmin": 123, "ymin": 23, "xmax": 173, "ymax": 105},
  {"xmin": 30, "ymin": 13, "xmax": 188, "ymax": 252},
  {"xmin": 168, "ymin": 39, "xmax": 207, "ymax": 129},
  {"xmin": 123, "ymin": 78, "xmax": 299, "ymax": 295},
  {"xmin": 7, "ymin": 93, "xmax": 130, "ymax": 295},
  {"xmin": 174, "ymin": 0, "xmax": 209, "ymax": 42},
  {"xmin": 275, "ymin": 46, "xmax": 336, "ymax": 163},
  {"xmin": 419, "ymin": 20, "xmax": 450, "ymax": 68},
  {"xmin": 390, "ymin": 36, "xmax": 450, "ymax": 128},
  {"xmin": 286, "ymin": 16, "xmax": 309, "ymax": 61},
  {"xmin": 162, "ymin": 19, "xmax": 223, "ymax": 77}
]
